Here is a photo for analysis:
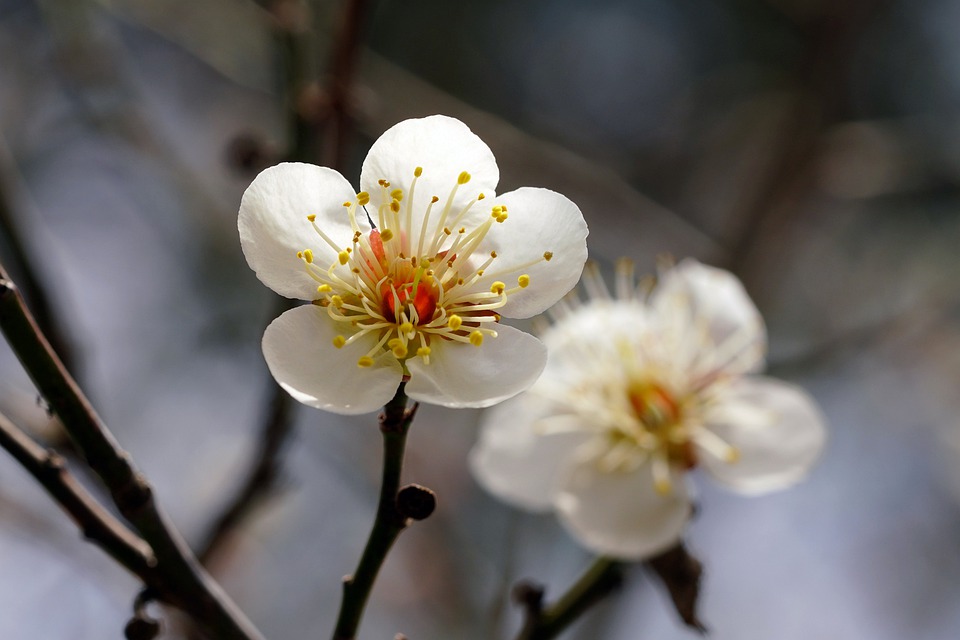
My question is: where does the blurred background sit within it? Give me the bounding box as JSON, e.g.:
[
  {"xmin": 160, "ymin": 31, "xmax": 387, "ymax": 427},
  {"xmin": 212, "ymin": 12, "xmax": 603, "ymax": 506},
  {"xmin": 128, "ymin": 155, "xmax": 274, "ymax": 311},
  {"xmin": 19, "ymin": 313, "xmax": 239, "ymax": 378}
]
[{"xmin": 1, "ymin": 0, "xmax": 959, "ymax": 638}]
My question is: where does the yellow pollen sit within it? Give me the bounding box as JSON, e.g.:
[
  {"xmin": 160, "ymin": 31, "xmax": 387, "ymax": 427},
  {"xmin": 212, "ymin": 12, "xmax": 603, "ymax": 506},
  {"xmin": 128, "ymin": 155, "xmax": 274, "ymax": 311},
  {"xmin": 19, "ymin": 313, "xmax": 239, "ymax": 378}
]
[
  {"xmin": 378, "ymin": 179, "xmax": 389, "ymax": 187},
  {"xmin": 518, "ymin": 274, "xmax": 530, "ymax": 288},
  {"xmin": 448, "ymin": 315, "xmax": 463, "ymax": 330},
  {"xmin": 317, "ymin": 284, "xmax": 332, "ymax": 293},
  {"xmin": 399, "ymin": 321, "xmax": 414, "ymax": 334},
  {"xmin": 491, "ymin": 206, "xmax": 503, "ymax": 217},
  {"xmin": 390, "ymin": 200, "xmax": 400, "ymax": 213},
  {"xmin": 414, "ymin": 166, "xmax": 423, "ymax": 177},
  {"xmin": 417, "ymin": 346, "xmax": 431, "ymax": 357},
  {"xmin": 302, "ymin": 249, "xmax": 313, "ymax": 264},
  {"xmin": 478, "ymin": 193, "xmax": 485, "ymax": 200},
  {"xmin": 443, "ymin": 227, "xmax": 451, "ymax": 235},
  {"xmin": 338, "ymin": 250, "xmax": 350, "ymax": 265},
  {"xmin": 655, "ymin": 478, "xmax": 672, "ymax": 496},
  {"xmin": 458, "ymin": 171, "xmax": 471, "ymax": 184},
  {"xmin": 332, "ymin": 335, "xmax": 346, "ymax": 349},
  {"xmin": 307, "ymin": 214, "xmax": 316, "ymax": 222},
  {"xmin": 431, "ymin": 196, "xmax": 439, "ymax": 203},
  {"xmin": 297, "ymin": 251, "xmax": 303, "ymax": 259},
  {"xmin": 543, "ymin": 251, "xmax": 554, "ymax": 261},
  {"xmin": 490, "ymin": 281, "xmax": 506, "ymax": 295},
  {"xmin": 330, "ymin": 295, "xmax": 344, "ymax": 308},
  {"xmin": 357, "ymin": 356, "xmax": 374, "ymax": 368},
  {"xmin": 496, "ymin": 213, "xmax": 508, "ymax": 223},
  {"xmin": 342, "ymin": 202, "xmax": 351, "ymax": 207},
  {"xmin": 388, "ymin": 338, "xmax": 408, "ymax": 359},
  {"xmin": 469, "ymin": 330, "xmax": 484, "ymax": 346},
  {"xmin": 459, "ymin": 227, "xmax": 466, "ymax": 234},
  {"xmin": 390, "ymin": 189, "xmax": 403, "ymax": 200},
  {"xmin": 490, "ymin": 251, "xmax": 497, "ymax": 258},
  {"xmin": 380, "ymin": 229, "xmax": 394, "ymax": 242},
  {"xmin": 356, "ymin": 192, "xmax": 370, "ymax": 205}
]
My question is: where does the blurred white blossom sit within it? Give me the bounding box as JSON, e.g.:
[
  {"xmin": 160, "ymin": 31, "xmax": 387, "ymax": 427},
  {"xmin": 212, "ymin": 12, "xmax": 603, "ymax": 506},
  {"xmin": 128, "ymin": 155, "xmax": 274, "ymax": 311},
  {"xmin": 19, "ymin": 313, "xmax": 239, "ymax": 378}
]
[
  {"xmin": 238, "ymin": 116, "xmax": 588, "ymax": 414},
  {"xmin": 471, "ymin": 258, "xmax": 826, "ymax": 559}
]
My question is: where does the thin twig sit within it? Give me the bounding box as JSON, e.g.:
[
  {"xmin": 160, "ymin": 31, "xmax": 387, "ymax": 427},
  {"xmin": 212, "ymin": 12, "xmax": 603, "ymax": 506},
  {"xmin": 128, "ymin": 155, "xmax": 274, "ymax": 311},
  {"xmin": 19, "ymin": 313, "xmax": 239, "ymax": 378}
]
[
  {"xmin": 0, "ymin": 410, "xmax": 155, "ymax": 579},
  {"xmin": 513, "ymin": 558, "xmax": 624, "ymax": 640},
  {"xmin": 332, "ymin": 384, "xmax": 427, "ymax": 640},
  {"xmin": 0, "ymin": 264, "xmax": 264, "ymax": 640}
]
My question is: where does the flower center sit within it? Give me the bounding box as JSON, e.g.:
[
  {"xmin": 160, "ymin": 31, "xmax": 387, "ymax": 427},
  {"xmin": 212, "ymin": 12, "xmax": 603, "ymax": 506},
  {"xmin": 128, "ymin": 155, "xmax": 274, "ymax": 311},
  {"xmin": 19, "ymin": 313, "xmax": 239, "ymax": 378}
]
[
  {"xmin": 296, "ymin": 167, "xmax": 553, "ymax": 368},
  {"xmin": 627, "ymin": 381, "xmax": 696, "ymax": 471}
]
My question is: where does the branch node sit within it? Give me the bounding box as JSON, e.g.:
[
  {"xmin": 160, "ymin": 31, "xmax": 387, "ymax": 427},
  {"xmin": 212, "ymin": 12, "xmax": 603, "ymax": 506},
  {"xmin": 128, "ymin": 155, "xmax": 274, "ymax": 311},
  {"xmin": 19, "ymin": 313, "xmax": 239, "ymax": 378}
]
[{"xmin": 396, "ymin": 484, "xmax": 436, "ymax": 521}]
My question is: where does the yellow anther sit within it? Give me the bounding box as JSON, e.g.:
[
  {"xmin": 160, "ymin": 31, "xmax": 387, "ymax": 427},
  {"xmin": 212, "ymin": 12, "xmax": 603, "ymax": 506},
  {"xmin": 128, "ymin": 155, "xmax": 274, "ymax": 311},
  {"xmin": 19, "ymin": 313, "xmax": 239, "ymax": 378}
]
[
  {"xmin": 380, "ymin": 229, "xmax": 394, "ymax": 242},
  {"xmin": 357, "ymin": 356, "xmax": 374, "ymax": 368},
  {"xmin": 655, "ymin": 478, "xmax": 672, "ymax": 496},
  {"xmin": 459, "ymin": 227, "xmax": 466, "ymax": 234},
  {"xmin": 317, "ymin": 284, "xmax": 332, "ymax": 293},
  {"xmin": 357, "ymin": 191, "xmax": 370, "ymax": 205},
  {"xmin": 330, "ymin": 295, "xmax": 344, "ymax": 308},
  {"xmin": 390, "ymin": 189, "xmax": 403, "ymax": 201},
  {"xmin": 443, "ymin": 227, "xmax": 452, "ymax": 235},
  {"xmin": 390, "ymin": 200, "xmax": 400, "ymax": 213},
  {"xmin": 392, "ymin": 343, "xmax": 408, "ymax": 358},
  {"xmin": 342, "ymin": 202, "xmax": 351, "ymax": 207},
  {"xmin": 399, "ymin": 322, "xmax": 414, "ymax": 334},
  {"xmin": 332, "ymin": 335, "xmax": 346, "ymax": 349},
  {"xmin": 307, "ymin": 214, "xmax": 316, "ymax": 222},
  {"xmin": 458, "ymin": 171, "xmax": 471, "ymax": 184},
  {"xmin": 338, "ymin": 250, "xmax": 350, "ymax": 265},
  {"xmin": 496, "ymin": 213, "xmax": 508, "ymax": 223},
  {"xmin": 478, "ymin": 193, "xmax": 485, "ymax": 200},
  {"xmin": 297, "ymin": 251, "xmax": 303, "ymax": 259},
  {"xmin": 543, "ymin": 251, "xmax": 554, "ymax": 261},
  {"xmin": 457, "ymin": 278, "xmax": 464, "ymax": 285},
  {"xmin": 448, "ymin": 315, "xmax": 463, "ymax": 330},
  {"xmin": 302, "ymin": 249, "xmax": 314, "ymax": 264},
  {"xmin": 378, "ymin": 179, "xmax": 388, "ymax": 186},
  {"xmin": 490, "ymin": 281, "xmax": 506, "ymax": 295},
  {"xmin": 490, "ymin": 251, "xmax": 497, "ymax": 258},
  {"xmin": 417, "ymin": 346, "xmax": 431, "ymax": 358},
  {"xmin": 518, "ymin": 274, "xmax": 530, "ymax": 288},
  {"xmin": 469, "ymin": 330, "xmax": 484, "ymax": 346},
  {"xmin": 414, "ymin": 166, "xmax": 423, "ymax": 177},
  {"xmin": 431, "ymin": 195, "xmax": 439, "ymax": 203},
  {"xmin": 491, "ymin": 206, "xmax": 503, "ymax": 217}
]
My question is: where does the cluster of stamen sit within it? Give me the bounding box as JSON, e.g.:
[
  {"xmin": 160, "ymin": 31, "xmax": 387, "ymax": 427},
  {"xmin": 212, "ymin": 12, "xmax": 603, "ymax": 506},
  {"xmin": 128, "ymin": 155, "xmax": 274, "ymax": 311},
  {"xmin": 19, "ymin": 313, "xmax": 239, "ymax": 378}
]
[{"xmin": 297, "ymin": 167, "xmax": 553, "ymax": 368}]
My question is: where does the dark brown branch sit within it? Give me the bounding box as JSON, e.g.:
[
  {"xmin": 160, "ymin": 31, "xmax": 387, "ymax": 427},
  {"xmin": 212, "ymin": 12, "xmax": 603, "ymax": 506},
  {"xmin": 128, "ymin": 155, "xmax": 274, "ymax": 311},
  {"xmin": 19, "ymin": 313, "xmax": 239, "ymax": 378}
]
[
  {"xmin": 0, "ymin": 410, "xmax": 155, "ymax": 580},
  {"xmin": 0, "ymin": 265, "xmax": 264, "ymax": 640}
]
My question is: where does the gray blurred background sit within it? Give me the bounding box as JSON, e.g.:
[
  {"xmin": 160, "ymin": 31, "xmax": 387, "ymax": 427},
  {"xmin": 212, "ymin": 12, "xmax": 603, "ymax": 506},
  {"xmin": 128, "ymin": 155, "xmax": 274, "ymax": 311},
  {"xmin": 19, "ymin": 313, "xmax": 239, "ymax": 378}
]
[{"xmin": 1, "ymin": 0, "xmax": 959, "ymax": 638}]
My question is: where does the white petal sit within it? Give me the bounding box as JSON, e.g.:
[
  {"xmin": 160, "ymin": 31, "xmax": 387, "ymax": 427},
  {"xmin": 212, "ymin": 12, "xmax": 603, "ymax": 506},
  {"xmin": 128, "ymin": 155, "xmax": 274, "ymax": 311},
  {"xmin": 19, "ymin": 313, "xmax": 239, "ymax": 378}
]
[
  {"xmin": 359, "ymin": 116, "xmax": 499, "ymax": 239},
  {"xmin": 262, "ymin": 305, "xmax": 403, "ymax": 415},
  {"xmin": 555, "ymin": 460, "xmax": 692, "ymax": 560},
  {"xmin": 700, "ymin": 376, "xmax": 827, "ymax": 494},
  {"xmin": 470, "ymin": 394, "xmax": 590, "ymax": 511},
  {"xmin": 405, "ymin": 324, "xmax": 546, "ymax": 408},
  {"xmin": 470, "ymin": 188, "xmax": 588, "ymax": 319},
  {"xmin": 239, "ymin": 163, "xmax": 365, "ymax": 299},
  {"xmin": 650, "ymin": 258, "xmax": 766, "ymax": 377}
]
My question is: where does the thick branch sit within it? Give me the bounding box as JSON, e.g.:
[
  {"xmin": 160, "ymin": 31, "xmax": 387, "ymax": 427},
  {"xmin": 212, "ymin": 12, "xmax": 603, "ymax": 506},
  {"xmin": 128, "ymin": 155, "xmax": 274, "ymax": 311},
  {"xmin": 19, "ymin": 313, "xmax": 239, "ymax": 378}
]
[
  {"xmin": 0, "ymin": 411, "xmax": 155, "ymax": 579},
  {"xmin": 0, "ymin": 266, "xmax": 264, "ymax": 640}
]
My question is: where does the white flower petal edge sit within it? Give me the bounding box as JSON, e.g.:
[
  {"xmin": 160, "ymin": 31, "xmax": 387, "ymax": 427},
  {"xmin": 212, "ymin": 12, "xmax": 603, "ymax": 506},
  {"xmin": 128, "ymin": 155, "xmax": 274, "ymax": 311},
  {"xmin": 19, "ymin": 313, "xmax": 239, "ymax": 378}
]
[
  {"xmin": 700, "ymin": 376, "xmax": 827, "ymax": 495},
  {"xmin": 650, "ymin": 258, "xmax": 767, "ymax": 378},
  {"xmin": 473, "ymin": 188, "xmax": 589, "ymax": 319},
  {"xmin": 555, "ymin": 460, "xmax": 692, "ymax": 560},
  {"xmin": 470, "ymin": 394, "xmax": 591, "ymax": 511},
  {"xmin": 405, "ymin": 324, "xmax": 547, "ymax": 408},
  {"xmin": 262, "ymin": 305, "xmax": 403, "ymax": 415},
  {"xmin": 240, "ymin": 163, "xmax": 363, "ymax": 300},
  {"xmin": 360, "ymin": 115, "xmax": 499, "ymax": 230}
]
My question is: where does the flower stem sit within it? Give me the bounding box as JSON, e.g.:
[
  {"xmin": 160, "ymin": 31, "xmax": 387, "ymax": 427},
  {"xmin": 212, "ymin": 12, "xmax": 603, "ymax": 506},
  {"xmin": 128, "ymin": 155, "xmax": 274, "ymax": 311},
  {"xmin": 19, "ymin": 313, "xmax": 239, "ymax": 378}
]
[
  {"xmin": 332, "ymin": 383, "xmax": 423, "ymax": 640},
  {"xmin": 515, "ymin": 557, "xmax": 624, "ymax": 640}
]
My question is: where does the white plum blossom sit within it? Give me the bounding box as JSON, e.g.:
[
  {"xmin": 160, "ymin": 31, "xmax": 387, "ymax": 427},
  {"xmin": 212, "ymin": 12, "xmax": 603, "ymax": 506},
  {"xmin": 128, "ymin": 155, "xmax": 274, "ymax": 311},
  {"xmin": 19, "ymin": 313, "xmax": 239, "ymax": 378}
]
[
  {"xmin": 470, "ymin": 258, "xmax": 827, "ymax": 560},
  {"xmin": 238, "ymin": 115, "xmax": 588, "ymax": 414}
]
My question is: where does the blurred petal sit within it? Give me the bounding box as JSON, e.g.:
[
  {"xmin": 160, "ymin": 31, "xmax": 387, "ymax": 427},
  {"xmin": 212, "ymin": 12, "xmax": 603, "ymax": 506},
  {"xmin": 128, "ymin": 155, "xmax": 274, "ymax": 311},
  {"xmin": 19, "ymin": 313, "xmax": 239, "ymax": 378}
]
[
  {"xmin": 651, "ymin": 258, "xmax": 766, "ymax": 377},
  {"xmin": 700, "ymin": 376, "xmax": 827, "ymax": 494},
  {"xmin": 239, "ymin": 163, "xmax": 364, "ymax": 299},
  {"xmin": 471, "ymin": 188, "xmax": 589, "ymax": 319},
  {"xmin": 360, "ymin": 115, "xmax": 499, "ymax": 236},
  {"xmin": 262, "ymin": 305, "xmax": 402, "ymax": 414},
  {"xmin": 406, "ymin": 324, "xmax": 546, "ymax": 408},
  {"xmin": 556, "ymin": 460, "xmax": 692, "ymax": 560},
  {"xmin": 470, "ymin": 395, "xmax": 590, "ymax": 511}
]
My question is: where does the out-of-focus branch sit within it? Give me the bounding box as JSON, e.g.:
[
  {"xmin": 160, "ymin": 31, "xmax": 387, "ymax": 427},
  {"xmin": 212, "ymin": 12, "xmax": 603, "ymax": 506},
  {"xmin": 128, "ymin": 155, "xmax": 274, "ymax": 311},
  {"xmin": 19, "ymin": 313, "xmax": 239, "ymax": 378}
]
[
  {"xmin": 198, "ymin": 0, "xmax": 376, "ymax": 570},
  {"xmin": 0, "ymin": 139, "xmax": 79, "ymax": 377},
  {"xmin": 0, "ymin": 410, "xmax": 155, "ymax": 579},
  {"xmin": 0, "ymin": 264, "xmax": 264, "ymax": 640}
]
